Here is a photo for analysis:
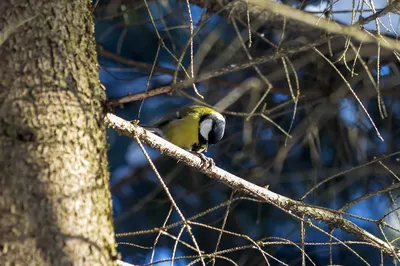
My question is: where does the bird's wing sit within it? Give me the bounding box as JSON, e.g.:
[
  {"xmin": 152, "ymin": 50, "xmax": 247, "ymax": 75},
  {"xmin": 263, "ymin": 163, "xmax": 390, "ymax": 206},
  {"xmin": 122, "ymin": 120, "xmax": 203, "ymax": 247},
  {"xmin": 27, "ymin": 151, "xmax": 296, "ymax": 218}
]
[
  {"xmin": 151, "ymin": 109, "xmax": 181, "ymax": 128},
  {"xmin": 144, "ymin": 105, "xmax": 198, "ymax": 129}
]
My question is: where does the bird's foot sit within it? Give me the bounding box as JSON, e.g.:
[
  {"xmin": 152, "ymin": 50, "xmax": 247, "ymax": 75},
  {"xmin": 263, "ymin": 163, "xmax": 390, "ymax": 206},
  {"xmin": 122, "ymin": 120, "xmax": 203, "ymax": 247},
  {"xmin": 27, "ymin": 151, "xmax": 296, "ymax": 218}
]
[{"xmin": 192, "ymin": 152, "xmax": 215, "ymax": 168}]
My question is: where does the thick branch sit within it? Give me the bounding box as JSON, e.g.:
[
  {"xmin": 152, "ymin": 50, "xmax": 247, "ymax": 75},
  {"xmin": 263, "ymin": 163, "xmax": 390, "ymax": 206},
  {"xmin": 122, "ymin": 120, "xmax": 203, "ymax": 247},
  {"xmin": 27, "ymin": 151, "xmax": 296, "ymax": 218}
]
[{"xmin": 105, "ymin": 112, "xmax": 400, "ymax": 258}]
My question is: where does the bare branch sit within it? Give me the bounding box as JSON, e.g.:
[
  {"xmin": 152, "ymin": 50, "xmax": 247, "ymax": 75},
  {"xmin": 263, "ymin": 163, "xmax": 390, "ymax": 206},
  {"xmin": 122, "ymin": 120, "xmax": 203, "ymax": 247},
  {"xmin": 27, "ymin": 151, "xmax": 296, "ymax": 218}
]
[
  {"xmin": 106, "ymin": 36, "xmax": 331, "ymax": 107},
  {"xmin": 256, "ymin": 0, "xmax": 399, "ymax": 52},
  {"xmin": 191, "ymin": 0, "xmax": 400, "ymax": 52},
  {"xmin": 117, "ymin": 260, "xmax": 136, "ymax": 266},
  {"xmin": 105, "ymin": 112, "xmax": 400, "ymax": 258}
]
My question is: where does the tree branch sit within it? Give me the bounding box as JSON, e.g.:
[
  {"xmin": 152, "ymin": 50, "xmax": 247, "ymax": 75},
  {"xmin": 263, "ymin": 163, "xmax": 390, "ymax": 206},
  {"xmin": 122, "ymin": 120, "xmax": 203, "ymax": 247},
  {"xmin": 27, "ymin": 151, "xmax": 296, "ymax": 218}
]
[
  {"xmin": 257, "ymin": 0, "xmax": 400, "ymax": 52},
  {"xmin": 105, "ymin": 112, "xmax": 400, "ymax": 258},
  {"xmin": 192, "ymin": 0, "xmax": 400, "ymax": 52},
  {"xmin": 117, "ymin": 259, "xmax": 136, "ymax": 266},
  {"xmin": 106, "ymin": 36, "xmax": 330, "ymax": 107},
  {"xmin": 98, "ymin": 45, "xmax": 179, "ymax": 76}
]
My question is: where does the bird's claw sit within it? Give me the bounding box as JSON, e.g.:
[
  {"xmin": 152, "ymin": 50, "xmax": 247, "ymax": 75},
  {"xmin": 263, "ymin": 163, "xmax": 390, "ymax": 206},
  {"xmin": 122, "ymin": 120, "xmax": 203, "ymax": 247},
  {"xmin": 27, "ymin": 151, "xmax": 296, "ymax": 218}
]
[{"xmin": 193, "ymin": 152, "xmax": 215, "ymax": 168}]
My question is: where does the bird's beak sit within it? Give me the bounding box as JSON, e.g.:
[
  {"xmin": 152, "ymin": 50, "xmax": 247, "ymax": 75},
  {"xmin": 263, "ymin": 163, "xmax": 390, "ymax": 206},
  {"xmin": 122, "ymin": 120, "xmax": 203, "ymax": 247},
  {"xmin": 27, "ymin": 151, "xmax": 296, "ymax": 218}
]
[{"xmin": 205, "ymin": 144, "xmax": 208, "ymax": 152}]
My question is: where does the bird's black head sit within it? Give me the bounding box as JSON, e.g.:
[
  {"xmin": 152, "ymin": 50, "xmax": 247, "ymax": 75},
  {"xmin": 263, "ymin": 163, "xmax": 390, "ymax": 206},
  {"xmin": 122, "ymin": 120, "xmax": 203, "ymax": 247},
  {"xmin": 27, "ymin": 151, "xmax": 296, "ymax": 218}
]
[{"xmin": 199, "ymin": 112, "xmax": 226, "ymax": 146}]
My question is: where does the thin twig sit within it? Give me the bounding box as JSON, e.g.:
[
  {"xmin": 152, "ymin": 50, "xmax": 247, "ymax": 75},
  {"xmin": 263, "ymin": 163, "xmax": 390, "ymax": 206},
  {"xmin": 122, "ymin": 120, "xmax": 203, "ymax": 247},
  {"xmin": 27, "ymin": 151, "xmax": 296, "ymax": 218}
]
[
  {"xmin": 105, "ymin": 113, "xmax": 400, "ymax": 257},
  {"xmin": 134, "ymin": 135, "xmax": 206, "ymax": 266},
  {"xmin": 107, "ymin": 37, "xmax": 330, "ymax": 106},
  {"xmin": 251, "ymin": 0, "xmax": 400, "ymax": 51}
]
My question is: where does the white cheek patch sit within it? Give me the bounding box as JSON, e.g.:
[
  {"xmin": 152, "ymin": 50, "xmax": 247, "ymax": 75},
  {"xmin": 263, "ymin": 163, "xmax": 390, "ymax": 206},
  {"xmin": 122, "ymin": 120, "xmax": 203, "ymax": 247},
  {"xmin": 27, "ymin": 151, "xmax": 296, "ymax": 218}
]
[
  {"xmin": 213, "ymin": 112, "xmax": 225, "ymax": 123},
  {"xmin": 200, "ymin": 119, "xmax": 213, "ymax": 140}
]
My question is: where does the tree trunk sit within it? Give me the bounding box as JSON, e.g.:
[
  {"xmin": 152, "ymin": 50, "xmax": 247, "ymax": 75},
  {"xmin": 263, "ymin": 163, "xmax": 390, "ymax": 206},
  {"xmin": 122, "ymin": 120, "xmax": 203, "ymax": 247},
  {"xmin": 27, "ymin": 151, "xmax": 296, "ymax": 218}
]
[{"xmin": 0, "ymin": 0, "xmax": 117, "ymax": 265}]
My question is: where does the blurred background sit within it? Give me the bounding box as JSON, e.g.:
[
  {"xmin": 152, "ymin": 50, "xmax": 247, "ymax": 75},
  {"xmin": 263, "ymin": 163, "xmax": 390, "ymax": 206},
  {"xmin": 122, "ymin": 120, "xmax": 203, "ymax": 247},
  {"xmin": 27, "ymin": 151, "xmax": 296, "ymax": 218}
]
[{"xmin": 94, "ymin": 0, "xmax": 400, "ymax": 265}]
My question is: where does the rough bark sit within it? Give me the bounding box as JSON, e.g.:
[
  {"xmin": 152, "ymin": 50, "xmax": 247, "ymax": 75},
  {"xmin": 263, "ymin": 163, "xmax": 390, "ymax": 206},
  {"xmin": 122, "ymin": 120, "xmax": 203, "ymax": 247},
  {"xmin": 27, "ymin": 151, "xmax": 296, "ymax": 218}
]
[{"xmin": 0, "ymin": 0, "xmax": 117, "ymax": 265}]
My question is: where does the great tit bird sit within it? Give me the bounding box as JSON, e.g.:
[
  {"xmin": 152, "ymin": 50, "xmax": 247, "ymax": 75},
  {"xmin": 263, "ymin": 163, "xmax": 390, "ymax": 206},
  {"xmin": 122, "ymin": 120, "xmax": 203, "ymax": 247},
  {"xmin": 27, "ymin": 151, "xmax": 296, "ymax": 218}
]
[{"xmin": 144, "ymin": 105, "xmax": 226, "ymax": 156}]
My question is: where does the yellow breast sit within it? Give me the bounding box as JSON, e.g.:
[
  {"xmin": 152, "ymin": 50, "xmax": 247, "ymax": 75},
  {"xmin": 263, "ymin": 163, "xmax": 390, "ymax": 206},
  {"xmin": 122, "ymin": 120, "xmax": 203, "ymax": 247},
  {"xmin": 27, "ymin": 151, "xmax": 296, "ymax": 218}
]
[{"xmin": 164, "ymin": 115, "xmax": 204, "ymax": 151}]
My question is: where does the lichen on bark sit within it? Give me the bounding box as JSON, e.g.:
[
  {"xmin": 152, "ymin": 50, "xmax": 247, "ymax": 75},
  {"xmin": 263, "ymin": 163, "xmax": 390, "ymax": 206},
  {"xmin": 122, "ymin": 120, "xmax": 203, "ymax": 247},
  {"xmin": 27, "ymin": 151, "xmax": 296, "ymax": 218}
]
[{"xmin": 0, "ymin": 0, "xmax": 117, "ymax": 265}]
